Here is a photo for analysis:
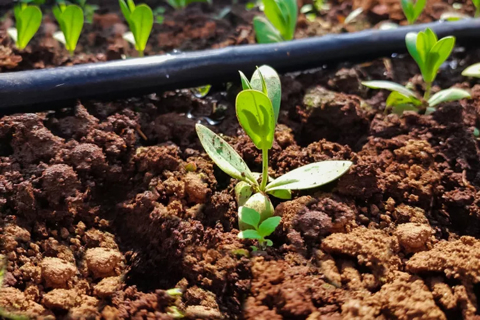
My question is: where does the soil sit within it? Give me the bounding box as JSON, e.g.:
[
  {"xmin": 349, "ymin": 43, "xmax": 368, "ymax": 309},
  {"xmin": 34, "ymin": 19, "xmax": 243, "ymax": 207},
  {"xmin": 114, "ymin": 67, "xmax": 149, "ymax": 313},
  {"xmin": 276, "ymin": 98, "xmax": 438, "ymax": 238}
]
[{"xmin": 2, "ymin": 0, "xmax": 480, "ymax": 319}]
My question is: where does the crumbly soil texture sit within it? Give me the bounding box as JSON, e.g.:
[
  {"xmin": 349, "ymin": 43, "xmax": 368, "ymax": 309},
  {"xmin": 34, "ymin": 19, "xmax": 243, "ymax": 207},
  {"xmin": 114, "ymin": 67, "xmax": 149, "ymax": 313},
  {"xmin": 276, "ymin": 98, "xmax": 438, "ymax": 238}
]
[{"xmin": 3, "ymin": 0, "xmax": 480, "ymax": 319}]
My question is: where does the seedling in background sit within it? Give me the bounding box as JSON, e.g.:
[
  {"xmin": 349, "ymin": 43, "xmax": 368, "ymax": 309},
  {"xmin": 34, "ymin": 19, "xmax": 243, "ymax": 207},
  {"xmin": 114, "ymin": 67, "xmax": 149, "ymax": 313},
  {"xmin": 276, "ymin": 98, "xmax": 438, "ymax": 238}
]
[
  {"xmin": 196, "ymin": 65, "xmax": 352, "ymax": 249},
  {"xmin": 7, "ymin": 2, "xmax": 42, "ymax": 50},
  {"xmin": 253, "ymin": 0, "xmax": 297, "ymax": 43},
  {"xmin": 401, "ymin": 0, "xmax": 426, "ymax": 24},
  {"xmin": 53, "ymin": 3, "xmax": 84, "ymax": 56},
  {"xmin": 472, "ymin": 0, "xmax": 480, "ymax": 17},
  {"xmin": 363, "ymin": 28, "xmax": 470, "ymax": 115},
  {"xmin": 119, "ymin": 0, "xmax": 153, "ymax": 57},
  {"xmin": 166, "ymin": 0, "xmax": 212, "ymax": 10}
]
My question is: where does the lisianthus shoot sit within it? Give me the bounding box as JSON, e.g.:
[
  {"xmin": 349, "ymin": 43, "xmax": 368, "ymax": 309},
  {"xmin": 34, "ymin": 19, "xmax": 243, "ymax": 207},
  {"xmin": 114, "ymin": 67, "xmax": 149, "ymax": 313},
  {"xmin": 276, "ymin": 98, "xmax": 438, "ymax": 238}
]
[
  {"xmin": 363, "ymin": 28, "xmax": 470, "ymax": 115},
  {"xmin": 119, "ymin": 0, "xmax": 154, "ymax": 57},
  {"xmin": 7, "ymin": 2, "xmax": 42, "ymax": 50},
  {"xmin": 53, "ymin": 3, "xmax": 84, "ymax": 56},
  {"xmin": 196, "ymin": 65, "xmax": 352, "ymax": 249},
  {"xmin": 253, "ymin": 0, "xmax": 297, "ymax": 43},
  {"xmin": 401, "ymin": 0, "xmax": 426, "ymax": 24},
  {"xmin": 472, "ymin": 0, "xmax": 480, "ymax": 17}
]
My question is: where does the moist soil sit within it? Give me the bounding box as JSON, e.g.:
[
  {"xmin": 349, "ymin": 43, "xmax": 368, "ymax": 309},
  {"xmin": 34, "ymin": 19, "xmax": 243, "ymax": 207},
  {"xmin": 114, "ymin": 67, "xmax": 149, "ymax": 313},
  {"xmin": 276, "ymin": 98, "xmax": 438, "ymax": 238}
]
[{"xmin": 2, "ymin": 0, "xmax": 480, "ymax": 319}]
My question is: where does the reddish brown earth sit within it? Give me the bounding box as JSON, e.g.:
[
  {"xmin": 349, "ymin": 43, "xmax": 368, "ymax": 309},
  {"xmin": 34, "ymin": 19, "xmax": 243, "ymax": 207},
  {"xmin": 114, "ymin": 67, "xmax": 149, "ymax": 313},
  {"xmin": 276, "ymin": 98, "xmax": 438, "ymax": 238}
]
[{"xmin": 2, "ymin": 0, "xmax": 480, "ymax": 319}]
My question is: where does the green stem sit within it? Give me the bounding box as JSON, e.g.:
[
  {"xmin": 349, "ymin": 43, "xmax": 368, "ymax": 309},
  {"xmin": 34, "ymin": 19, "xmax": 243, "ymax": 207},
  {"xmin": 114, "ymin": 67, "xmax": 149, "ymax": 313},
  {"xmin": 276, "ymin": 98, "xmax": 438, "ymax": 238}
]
[
  {"xmin": 138, "ymin": 50, "xmax": 144, "ymax": 57},
  {"xmin": 424, "ymin": 81, "xmax": 432, "ymax": 101},
  {"xmin": 68, "ymin": 50, "xmax": 75, "ymax": 57},
  {"xmin": 260, "ymin": 148, "xmax": 269, "ymax": 191},
  {"xmin": 476, "ymin": 7, "xmax": 480, "ymax": 18}
]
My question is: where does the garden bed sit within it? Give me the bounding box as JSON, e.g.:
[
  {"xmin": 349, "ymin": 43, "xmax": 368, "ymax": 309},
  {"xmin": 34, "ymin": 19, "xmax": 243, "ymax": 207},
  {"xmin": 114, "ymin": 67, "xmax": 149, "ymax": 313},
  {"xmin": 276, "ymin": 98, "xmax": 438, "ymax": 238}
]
[{"xmin": 2, "ymin": 0, "xmax": 480, "ymax": 319}]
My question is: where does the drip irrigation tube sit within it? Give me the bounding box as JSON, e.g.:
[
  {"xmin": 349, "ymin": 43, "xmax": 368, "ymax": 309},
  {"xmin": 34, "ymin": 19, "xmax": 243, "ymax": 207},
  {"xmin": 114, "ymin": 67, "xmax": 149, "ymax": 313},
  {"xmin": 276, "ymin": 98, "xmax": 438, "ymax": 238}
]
[{"xmin": 1, "ymin": 19, "xmax": 480, "ymax": 114}]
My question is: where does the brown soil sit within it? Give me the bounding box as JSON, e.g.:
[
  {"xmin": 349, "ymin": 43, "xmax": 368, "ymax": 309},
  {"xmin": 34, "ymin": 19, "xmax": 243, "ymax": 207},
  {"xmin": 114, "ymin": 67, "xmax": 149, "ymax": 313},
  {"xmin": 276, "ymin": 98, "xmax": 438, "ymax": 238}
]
[{"xmin": 2, "ymin": 0, "xmax": 480, "ymax": 319}]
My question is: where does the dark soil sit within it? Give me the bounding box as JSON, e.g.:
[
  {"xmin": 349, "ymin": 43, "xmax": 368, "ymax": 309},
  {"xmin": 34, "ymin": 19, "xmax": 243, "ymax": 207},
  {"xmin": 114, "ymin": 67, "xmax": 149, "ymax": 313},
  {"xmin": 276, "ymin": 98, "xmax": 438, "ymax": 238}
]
[{"xmin": 2, "ymin": 0, "xmax": 480, "ymax": 319}]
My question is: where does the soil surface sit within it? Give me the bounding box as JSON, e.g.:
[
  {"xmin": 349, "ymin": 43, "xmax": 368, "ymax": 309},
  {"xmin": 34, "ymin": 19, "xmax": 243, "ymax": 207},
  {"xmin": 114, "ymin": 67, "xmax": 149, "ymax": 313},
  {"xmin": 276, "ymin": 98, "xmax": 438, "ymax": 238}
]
[{"xmin": 2, "ymin": 0, "xmax": 480, "ymax": 319}]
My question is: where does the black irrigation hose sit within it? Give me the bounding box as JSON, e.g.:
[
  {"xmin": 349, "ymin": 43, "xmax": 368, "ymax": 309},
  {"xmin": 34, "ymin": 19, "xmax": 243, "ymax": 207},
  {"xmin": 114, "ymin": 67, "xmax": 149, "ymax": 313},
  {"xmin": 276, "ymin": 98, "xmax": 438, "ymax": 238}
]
[{"xmin": 1, "ymin": 19, "xmax": 480, "ymax": 114}]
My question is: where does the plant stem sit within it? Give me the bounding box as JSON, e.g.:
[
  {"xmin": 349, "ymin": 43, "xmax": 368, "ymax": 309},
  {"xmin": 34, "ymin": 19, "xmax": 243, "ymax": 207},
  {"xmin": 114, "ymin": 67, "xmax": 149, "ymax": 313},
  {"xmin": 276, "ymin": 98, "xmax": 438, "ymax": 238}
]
[
  {"xmin": 260, "ymin": 148, "xmax": 269, "ymax": 191},
  {"xmin": 138, "ymin": 50, "xmax": 144, "ymax": 57},
  {"xmin": 476, "ymin": 7, "xmax": 480, "ymax": 18},
  {"xmin": 69, "ymin": 50, "xmax": 75, "ymax": 57},
  {"xmin": 424, "ymin": 82, "xmax": 432, "ymax": 101}
]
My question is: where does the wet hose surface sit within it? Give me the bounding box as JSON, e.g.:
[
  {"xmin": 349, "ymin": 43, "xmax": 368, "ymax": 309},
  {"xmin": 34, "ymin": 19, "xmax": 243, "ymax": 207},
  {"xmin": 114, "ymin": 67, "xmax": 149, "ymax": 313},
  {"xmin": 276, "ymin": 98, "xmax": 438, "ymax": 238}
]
[{"xmin": 1, "ymin": 19, "xmax": 480, "ymax": 114}]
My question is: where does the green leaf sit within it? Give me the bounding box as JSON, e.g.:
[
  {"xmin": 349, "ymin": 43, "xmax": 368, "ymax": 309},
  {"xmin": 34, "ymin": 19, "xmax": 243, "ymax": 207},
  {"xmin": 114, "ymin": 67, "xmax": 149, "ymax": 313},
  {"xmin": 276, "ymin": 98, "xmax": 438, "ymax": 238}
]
[
  {"xmin": 236, "ymin": 89, "xmax": 275, "ymax": 150},
  {"xmin": 386, "ymin": 91, "xmax": 421, "ymax": 108},
  {"xmin": 406, "ymin": 32, "xmax": 422, "ymax": 71},
  {"xmin": 268, "ymin": 188, "xmax": 292, "ymax": 199},
  {"xmin": 52, "ymin": 5, "xmax": 62, "ymax": 22},
  {"xmin": 57, "ymin": 5, "xmax": 84, "ymax": 53},
  {"xmin": 362, "ymin": 80, "xmax": 417, "ymax": 98},
  {"xmin": 263, "ymin": 0, "xmax": 288, "ymax": 38},
  {"xmin": 196, "ymin": 124, "xmax": 257, "ymax": 185},
  {"xmin": 462, "ymin": 63, "xmax": 480, "ymax": 78},
  {"xmin": 428, "ymin": 88, "xmax": 471, "ymax": 107},
  {"xmin": 425, "ymin": 36, "xmax": 455, "ymax": 83},
  {"xmin": 266, "ymin": 160, "xmax": 352, "ymax": 191},
  {"xmin": 258, "ymin": 216, "xmax": 281, "ymax": 237},
  {"xmin": 130, "ymin": 4, "xmax": 153, "ymax": 52},
  {"xmin": 119, "ymin": 0, "xmax": 132, "ymax": 24},
  {"xmin": 239, "ymin": 71, "xmax": 253, "ymax": 90},
  {"xmin": 265, "ymin": 239, "xmax": 273, "ymax": 246},
  {"xmin": 250, "ymin": 65, "xmax": 282, "ymax": 124},
  {"xmin": 391, "ymin": 104, "xmax": 419, "ymax": 115},
  {"xmin": 413, "ymin": 0, "xmax": 426, "ymax": 20},
  {"xmin": 281, "ymin": 0, "xmax": 297, "ymax": 40},
  {"xmin": 16, "ymin": 5, "xmax": 42, "ymax": 49},
  {"xmin": 239, "ymin": 229, "xmax": 262, "ymax": 240},
  {"xmin": 253, "ymin": 16, "xmax": 284, "ymax": 43},
  {"xmin": 239, "ymin": 206, "xmax": 261, "ymax": 229},
  {"xmin": 401, "ymin": 0, "xmax": 414, "ymax": 23}
]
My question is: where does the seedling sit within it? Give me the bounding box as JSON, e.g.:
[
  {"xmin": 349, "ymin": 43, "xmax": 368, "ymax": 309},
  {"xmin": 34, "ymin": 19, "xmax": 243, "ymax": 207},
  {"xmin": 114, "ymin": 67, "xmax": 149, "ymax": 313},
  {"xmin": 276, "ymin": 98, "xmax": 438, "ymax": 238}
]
[
  {"xmin": 119, "ymin": 0, "xmax": 153, "ymax": 57},
  {"xmin": 363, "ymin": 28, "xmax": 470, "ymax": 114},
  {"xmin": 253, "ymin": 0, "xmax": 297, "ymax": 43},
  {"xmin": 472, "ymin": 0, "xmax": 480, "ymax": 17},
  {"xmin": 196, "ymin": 65, "xmax": 352, "ymax": 249},
  {"xmin": 53, "ymin": 3, "xmax": 84, "ymax": 56},
  {"xmin": 166, "ymin": 0, "xmax": 212, "ymax": 10},
  {"xmin": 401, "ymin": 0, "xmax": 426, "ymax": 24},
  {"xmin": 238, "ymin": 206, "xmax": 281, "ymax": 250},
  {"xmin": 7, "ymin": 3, "xmax": 42, "ymax": 50}
]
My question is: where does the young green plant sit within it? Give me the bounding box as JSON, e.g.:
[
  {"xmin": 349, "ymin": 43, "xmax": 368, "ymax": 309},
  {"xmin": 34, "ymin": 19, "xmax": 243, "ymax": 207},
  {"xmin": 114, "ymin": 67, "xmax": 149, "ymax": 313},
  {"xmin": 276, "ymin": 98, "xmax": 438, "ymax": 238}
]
[
  {"xmin": 253, "ymin": 0, "xmax": 297, "ymax": 43},
  {"xmin": 401, "ymin": 0, "xmax": 426, "ymax": 24},
  {"xmin": 7, "ymin": 2, "xmax": 42, "ymax": 50},
  {"xmin": 196, "ymin": 65, "xmax": 352, "ymax": 249},
  {"xmin": 119, "ymin": 0, "xmax": 153, "ymax": 57},
  {"xmin": 53, "ymin": 3, "xmax": 84, "ymax": 56},
  {"xmin": 363, "ymin": 28, "xmax": 470, "ymax": 115},
  {"xmin": 166, "ymin": 0, "xmax": 212, "ymax": 10}
]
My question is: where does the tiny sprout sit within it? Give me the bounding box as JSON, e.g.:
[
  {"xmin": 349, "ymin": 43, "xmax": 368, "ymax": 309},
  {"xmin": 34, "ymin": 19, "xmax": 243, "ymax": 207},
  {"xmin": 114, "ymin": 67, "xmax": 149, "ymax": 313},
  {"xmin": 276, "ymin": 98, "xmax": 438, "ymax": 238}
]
[
  {"xmin": 7, "ymin": 3, "xmax": 42, "ymax": 50},
  {"xmin": 166, "ymin": 306, "xmax": 185, "ymax": 319},
  {"xmin": 196, "ymin": 65, "xmax": 352, "ymax": 249},
  {"xmin": 53, "ymin": 3, "xmax": 84, "ymax": 56},
  {"xmin": 166, "ymin": 288, "xmax": 183, "ymax": 297},
  {"xmin": 185, "ymin": 162, "xmax": 197, "ymax": 172},
  {"xmin": 166, "ymin": 0, "xmax": 212, "ymax": 10},
  {"xmin": 363, "ymin": 28, "xmax": 470, "ymax": 115},
  {"xmin": 253, "ymin": 0, "xmax": 297, "ymax": 43},
  {"xmin": 238, "ymin": 206, "xmax": 280, "ymax": 250},
  {"xmin": 401, "ymin": 0, "xmax": 426, "ymax": 24},
  {"xmin": 119, "ymin": 0, "xmax": 154, "ymax": 57}
]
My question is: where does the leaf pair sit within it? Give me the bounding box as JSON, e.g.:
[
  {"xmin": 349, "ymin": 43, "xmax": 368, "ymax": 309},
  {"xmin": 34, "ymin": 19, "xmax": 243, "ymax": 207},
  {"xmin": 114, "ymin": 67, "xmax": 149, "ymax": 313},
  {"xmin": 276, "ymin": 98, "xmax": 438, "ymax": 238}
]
[
  {"xmin": 406, "ymin": 28, "xmax": 455, "ymax": 84},
  {"xmin": 401, "ymin": 0, "xmax": 426, "ymax": 24},
  {"xmin": 237, "ymin": 65, "xmax": 281, "ymax": 151},
  {"xmin": 53, "ymin": 4, "xmax": 84, "ymax": 55},
  {"xmin": 253, "ymin": 0, "xmax": 297, "ymax": 43},
  {"xmin": 119, "ymin": 0, "xmax": 153, "ymax": 55},
  {"xmin": 238, "ymin": 206, "xmax": 281, "ymax": 247},
  {"xmin": 8, "ymin": 4, "xmax": 42, "ymax": 50},
  {"xmin": 362, "ymin": 80, "xmax": 471, "ymax": 114}
]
